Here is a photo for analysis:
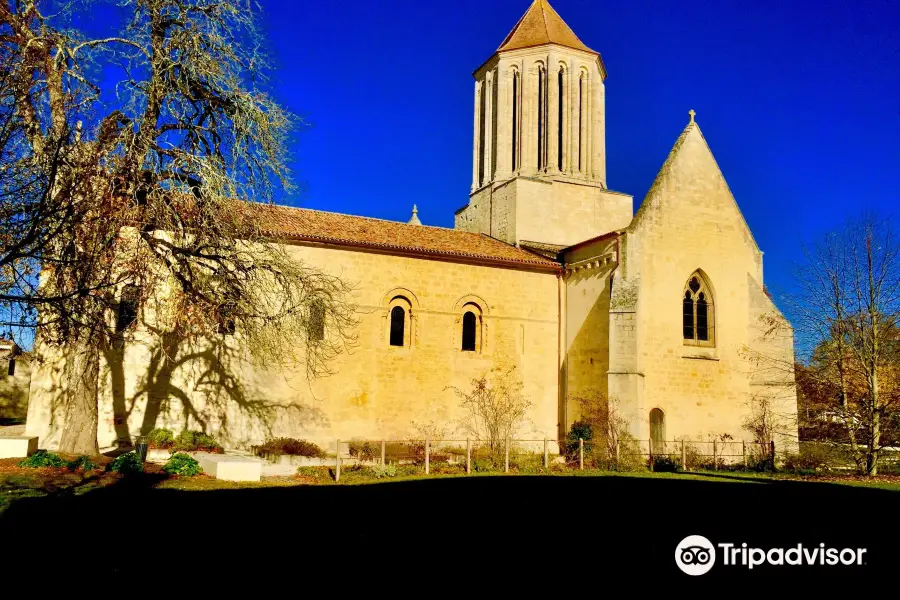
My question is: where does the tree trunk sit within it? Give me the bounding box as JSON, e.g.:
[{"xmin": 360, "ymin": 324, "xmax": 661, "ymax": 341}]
[{"xmin": 59, "ymin": 339, "xmax": 101, "ymax": 455}]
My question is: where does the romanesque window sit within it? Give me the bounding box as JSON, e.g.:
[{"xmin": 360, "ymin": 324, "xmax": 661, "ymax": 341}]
[
  {"xmin": 390, "ymin": 306, "xmax": 405, "ymax": 347},
  {"xmin": 462, "ymin": 311, "xmax": 477, "ymax": 352},
  {"xmin": 309, "ymin": 299, "xmax": 325, "ymax": 342},
  {"xmin": 682, "ymin": 272, "xmax": 714, "ymax": 346},
  {"xmin": 217, "ymin": 303, "xmax": 236, "ymax": 336},
  {"xmin": 116, "ymin": 285, "xmax": 140, "ymax": 333},
  {"xmin": 650, "ymin": 408, "xmax": 666, "ymax": 448},
  {"xmin": 7, "ymin": 358, "xmax": 14, "ymax": 377}
]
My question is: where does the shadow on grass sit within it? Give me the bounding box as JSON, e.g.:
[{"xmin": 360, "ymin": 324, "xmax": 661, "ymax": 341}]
[{"xmin": 1, "ymin": 473, "xmax": 895, "ymax": 579}]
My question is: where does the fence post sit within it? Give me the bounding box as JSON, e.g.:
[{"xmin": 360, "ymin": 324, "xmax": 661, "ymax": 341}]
[
  {"xmin": 335, "ymin": 439, "xmax": 341, "ymax": 482},
  {"xmin": 742, "ymin": 441, "xmax": 747, "ymax": 470},
  {"xmin": 615, "ymin": 439, "xmax": 620, "ymax": 471},
  {"xmin": 466, "ymin": 438, "xmax": 471, "ymax": 474},
  {"xmin": 713, "ymin": 439, "xmax": 718, "ymax": 471},
  {"xmin": 381, "ymin": 439, "xmax": 386, "ymax": 466},
  {"xmin": 770, "ymin": 440, "xmax": 776, "ymax": 470},
  {"xmin": 579, "ymin": 438, "xmax": 584, "ymax": 471},
  {"xmin": 425, "ymin": 437, "xmax": 430, "ymax": 475},
  {"xmin": 681, "ymin": 439, "xmax": 686, "ymax": 470},
  {"xmin": 649, "ymin": 438, "xmax": 654, "ymax": 471},
  {"xmin": 543, "ymin": 438, "xmax": 549, "ymax": 469},
  {"xmin": 504, "ymin": 438, "xmax": 510, "ymax": 473}
]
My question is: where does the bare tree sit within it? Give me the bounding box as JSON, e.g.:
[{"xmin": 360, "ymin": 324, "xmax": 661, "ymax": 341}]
[
  {"xmin": 787, "ymin": 214, "xmax": 900, "ymax": 475},
  {"xmin": 447, "ymin": 367, "xmax": 531, "ymax": 462},
  {"xmin": 0, "ymin": 0, "xmax": 356, "ymax": 454}
]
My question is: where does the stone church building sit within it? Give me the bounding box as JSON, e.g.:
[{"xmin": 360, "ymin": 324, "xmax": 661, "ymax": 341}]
[{"xmin": 26, "ymin": 0, "xmax": 798, "ymax": 452}]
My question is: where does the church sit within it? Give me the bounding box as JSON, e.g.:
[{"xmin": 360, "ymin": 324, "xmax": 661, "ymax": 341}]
[{"xmin": 26, "ymin": 0, "xmax": 798, "ymax": 453}]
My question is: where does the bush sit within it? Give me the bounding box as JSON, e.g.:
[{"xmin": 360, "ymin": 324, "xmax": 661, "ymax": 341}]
[
  {"xmin": 67, "ymin": 455, "xmax": 99, "ymax": 472},
  {"xmin": 147, "ymin": 428, "xmax": 175, "ymax": 449},
  {"xmin": 255, "ymin": 438, "xmax": 325, "ymax": 458},
  {"xmin": 782, "ymin": 444, "xmax": 839, "ymax": 474},
  {"xmin": 18, "ymin": 450, "xmax": 66, "ymax": 468},
  {"xmin": 565, "ymin": 421, "xmax": 593, "ymax": 457},
  {"xmin": 652, "ymin": 455, "xmax": 681, "ymax": 473},
  {"xmin": 349, "ymin": 441, "xmax": 379, "ymax": 461},
  {"xmin": 163, "ymin": 453, "xmax": 203, "ymax": 476},
  {"xmin": 369, "ymin": 463, "xmax": 397, "ymax": 478},
  {"xmin": 108, "ymin": 452, "xmax": 143, "ymax": 474},
  {"xmin": 171, "ymin": 430, "xmax": 223, "ymax": 453}
]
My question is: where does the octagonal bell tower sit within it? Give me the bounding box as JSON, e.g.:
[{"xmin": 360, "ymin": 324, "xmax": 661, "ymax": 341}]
[{"xmin": 456, "ymin": 0, "xmax": 632, "ymax": 248}]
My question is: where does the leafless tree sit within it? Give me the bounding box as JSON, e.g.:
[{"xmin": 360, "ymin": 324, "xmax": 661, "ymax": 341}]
[
  {"xmin": 447, "ymin": 366, "xmax": 531, "ymax": 462},
  {"xmin": 0, "ymin": 0, "xmax": 356, "ymax": 454},
  {"xmin": 787, "ymin": 214, "xmax": 900, "ymax": 475}
]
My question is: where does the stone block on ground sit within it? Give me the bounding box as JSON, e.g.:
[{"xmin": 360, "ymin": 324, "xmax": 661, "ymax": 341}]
[
  {"xmin": 195, "ymin": 452, "xmax": 262, "ymax": 482},
  {"xmin": 0, "ymin": 435, "xmax": 38, "ymax": 459}
]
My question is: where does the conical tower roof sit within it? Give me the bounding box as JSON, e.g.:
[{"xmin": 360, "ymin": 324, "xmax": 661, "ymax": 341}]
[{"xmin": 497, "ymin": 0, "xmax": 596, "ymax": 54}]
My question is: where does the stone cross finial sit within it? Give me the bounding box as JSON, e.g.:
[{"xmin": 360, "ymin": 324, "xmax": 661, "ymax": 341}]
[{"xmin": 688, "ymin": 109, "xmax": 696, "ymax": 124}]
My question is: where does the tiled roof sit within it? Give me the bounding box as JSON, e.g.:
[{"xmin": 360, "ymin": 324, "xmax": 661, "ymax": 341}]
[
  {"xmin": 241, "ymin": 203, "xmax": 561, "ymax": 271},
  {"xmin": 498, "ymin": 0, "xmax": 595, "ymax": 54}
]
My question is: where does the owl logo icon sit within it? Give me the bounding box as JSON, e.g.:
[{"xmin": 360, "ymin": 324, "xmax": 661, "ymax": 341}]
[{"xmin": 675, "ymin": 535, "xmax": 716, "ymax": 575}]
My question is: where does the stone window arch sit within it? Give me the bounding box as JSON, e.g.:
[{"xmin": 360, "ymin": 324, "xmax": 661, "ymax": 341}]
[
  {"xmin": 682, "ymin": 270, "xmax": 715, "ymax": 346},
  {"xmin": 382, "ymin": 288, "xmax": 419, "ymax": 349},
  {"xmin": 453, "ymin": 294, "xmax": 488, "ymax": 354},
  {"xmin": 509, "ymin": 65, "xmax": 521, "ymax": 172}
]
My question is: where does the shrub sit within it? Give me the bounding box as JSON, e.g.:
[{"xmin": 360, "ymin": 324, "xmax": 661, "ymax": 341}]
[
  {"xmin": 652, "ymin": 455, "xmax": 681, "ymax": 473},
  {"xmin": 108, "ymin": 452, "xmax": 143, "ymax": 474},
  {"xmin": 67, "ymin": 455, "xmax": 99, "ymax": 472},
  {"xmin": 171, "ymin": 430, "xmax": 223, "ymax": 453},
  {"xmin": 565, "ymin": 421, "xmax": 593, "ymax": 457},
  {"xmin": 18, "ymin": 450, "xmax": 66, "ymax": 468},
  {"xmin": 369, "ymin": 463, "xmax": 397, "ymax": 478},
  {"xmin": 147, "ymin": 428, "xmax": 175, "ymax": 449},
  {"xmin": 297, "ymin": 466, "xmax": 333, "ymax": 481},
  {"xmin": 349, "ymin": 441, "xmax": 378, "ymax": 461},
  {"xmin": 782, "ymin": 444, "xmax": 840, "ymax": 474},
  {"xmin": 256, "ymin": 438, "xmax": 325, "ymax": 458},
  {"xmin": 163, "ymin": 453, "xmax": 203, "ymax": 476}
]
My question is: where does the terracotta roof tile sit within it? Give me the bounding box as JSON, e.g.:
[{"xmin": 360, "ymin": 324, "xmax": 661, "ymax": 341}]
[
  {"xmin": 498, "ymin": 0, "xmax": 595, "ymax": 54},
  {"xmin": 242, "ymin": 203, "xmax": 561, "ymax": 271}
]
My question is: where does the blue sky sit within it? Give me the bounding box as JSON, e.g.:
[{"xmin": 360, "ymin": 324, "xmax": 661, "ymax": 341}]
[{"xmin": 255, "ymin": 0, "xmax": 898, "ymax": 299}]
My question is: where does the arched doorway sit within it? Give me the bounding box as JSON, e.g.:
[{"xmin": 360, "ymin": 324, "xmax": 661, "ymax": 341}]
[{"xmin": 650, "ymin": 408, "xmax": 666, "ymax": 450}]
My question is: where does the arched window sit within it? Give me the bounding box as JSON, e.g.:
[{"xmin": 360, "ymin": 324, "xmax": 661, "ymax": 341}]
[
  {"xmin": 511, "ymin": 71, "xmax": 519, "ymax": 171},
  {"xmin": 7, "ymin": 358, "xmax": 15, "ymax": 377},
  {"xmin": 682, "ymin": 272, "xmax": 715, "ymax": 345},
  {"xmin": 390, "ymin": 306, "xmax": 405, "ymax": 347},
  {"xmin": 309, "ymin": 299, "xmax": 325, "ymax": 342},
  {"xmin": 217, "ymin": 302, "xmax": 236, "ymax": 336},
  {"xmin": 578, "ymin": 73, "xmax": 584, "ymax": 172},
  {"xmin": 461, "ymin": 311, "xmax": 477, "ymax": 352},
  {"xmin": 557, "ymin": 67, "xmax": 564, "ymax": 171},
  {"xmin": 537, "ymin": 65, "xmax": 545, "ymax": 170},
  {"xmin": 478, "ymin": 81, "xmax": 486, "ymax": 186},
  {"xmin": 116, "ymin": 285, "xmax": 140, "ymax": 333},
  {"xmin": 650, "ymin": 408, "xmax": 666, "ymax": 449}
]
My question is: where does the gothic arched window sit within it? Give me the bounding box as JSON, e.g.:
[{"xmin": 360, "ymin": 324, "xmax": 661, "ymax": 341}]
[
  {"xmin": 537, "ymin": 65, "xmax": 545, "ymax": 170},
  {"xmin": 682, "ymin": 272, "xmax": 715, "ymax": 346},
  {"xmin": 390, "ymin": 306, "xmax": 405, "ymax": 347},
  {"xmin": 511, "ymin": 70, "xmax": 519, "ymax": 171},
  {"xmin": 558, "ymin": 66, "xmax": 565, "ymax": 171}
]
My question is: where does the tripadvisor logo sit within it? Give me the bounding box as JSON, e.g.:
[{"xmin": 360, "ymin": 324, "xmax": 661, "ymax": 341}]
[{"xmin": 675, "ymin": 535, "xmax": 867, "ymax": 575}]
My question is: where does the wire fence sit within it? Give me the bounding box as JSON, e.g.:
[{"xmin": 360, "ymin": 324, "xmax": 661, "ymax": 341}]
[{"xmin": 331, "ymin": 437, "xmax": 776, "ymax": 481}]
